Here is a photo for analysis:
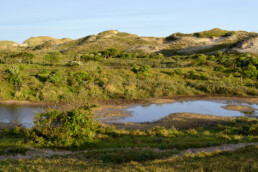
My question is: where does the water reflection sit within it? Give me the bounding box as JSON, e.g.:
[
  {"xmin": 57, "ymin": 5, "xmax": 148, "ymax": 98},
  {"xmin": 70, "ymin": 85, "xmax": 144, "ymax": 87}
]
[
  {"xmin": 120, "ymin": 100, "xmax": 258, "ymax": 123},
  {"xmin": 0, "ymin": 104, "xmax": 45, "ymax": 128}
]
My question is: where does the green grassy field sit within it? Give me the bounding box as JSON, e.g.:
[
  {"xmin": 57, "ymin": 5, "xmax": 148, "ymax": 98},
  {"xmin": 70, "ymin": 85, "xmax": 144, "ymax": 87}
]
[{"xmin": 1, "ymin": 145, "xmax": 257, "ymax": 172}]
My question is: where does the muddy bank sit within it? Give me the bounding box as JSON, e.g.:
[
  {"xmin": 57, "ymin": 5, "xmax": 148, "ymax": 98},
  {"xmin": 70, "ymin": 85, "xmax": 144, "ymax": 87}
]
[
  {"xmin": 0, "ymin": 100, "xmax": 55, "ymax": 107},
  {"xmin": 222, "ymin": 105, "xmax": 256, "ymax": 111},
  {"xmin": 1, "ymin": 96, "xmax": 257, "ymax": 108},
  {"xmin": 96, "ymin": 96, "xmax": 258, "ymax": 106},
  {"xmin": 110, "ymin": 113, "xmax": 233, "ymax": 130},
  {"xmin": 94, "ymin": 96, "xmax": 257, "ymax": 124},
  {"xmin": 0, "ymin": 123, "xmax": 18, "ymax": 129}
]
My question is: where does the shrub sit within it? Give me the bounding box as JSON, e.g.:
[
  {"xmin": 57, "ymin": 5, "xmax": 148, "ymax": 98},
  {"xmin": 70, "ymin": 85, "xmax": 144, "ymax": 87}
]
[
  {"xmin": 146, "ymin": 126, "xmax": 180, "ymax": 137},
  {"xmin": 214, "ymin": 66, "xmax": 225, "ymax": 72},
  {"xmin": 74, "ymin": 72, "xmax": 90, "ymax": 84},
  {"xmin": 188, "ymin": 70, "xmax": 196, "ymax": 79},
  {"xmin": 138, "ymin": 65, "xmax": 150, "ymax": 73},
  {"xmin": 10, "ymin": 52, "xmax": 35, "ymax": 64},
  {"xmin": 66, "ymin": 61, "xmax": 81, "ymax": 66},
  {"xmin": 131, "ymin": 65, "xmax": 150, "ymax": 74},
  {"xmin": 81, "ymin": 54, "xmax": 100, "ymax": 62},
  {"xmin": 244, "ymin": 65, "xmax": 257, "ymax": 79},
  {"xmin": 44, "ymin": 52, "xmax": 61, "ymax": 65},
  {"xmin": 196, "ymin": 54, "xmax": 207, "ymax": 65},
  {"xmin": 47, "ymin": 70, "xmax": 63, "ymax": 84},
  {"xmin": 187, "ymin": 129, "xmax": 198, "ymax": 135},
  {"xmin": 28, "ymin": 108, "xmax": 101, "ymax": 148},
  {"xmin": 200, "ymin": 73, "xmax": 209, "ymax": 80},
  {"xmin": 101, "ymin": 48, "xmax": 119, "ymax": 58},
  {"xmin": 118, "ymin": 52, "xmax": 132, "ymax": 59},
  {"xmin": 7, "ymin": 66, "xmax": 23, "ymax": 91},
  {"xmin": 194, "ymin": 28, "xmax": 234, "ymax": 38},
  {"xmin": 208, "ymin": 55, "xmax": 216, "ymax": 61}
]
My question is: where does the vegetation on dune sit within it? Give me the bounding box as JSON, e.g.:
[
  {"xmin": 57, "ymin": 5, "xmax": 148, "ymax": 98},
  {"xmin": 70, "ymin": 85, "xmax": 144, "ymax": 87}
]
[
  {"xmin": 0, "ymin": 41, "xmax": 18, "ymax": 46},
  {"xmin": 23, "ymin": 36, "xmax": 72, "ymax": 47},
  {"xmin": 194, "ymin": 28, "xmax": 235, "ymax": 38},
  {"xmin": 0, "ymin": 28, "xmax": 257, "ymax": 171},
  {"xmin": 0, "ymin": 49, "xmax": 257, "ymax": 103},
  {"xmin": 2, "ymin": 28, "xmax": 258, "ymax": 55},
  {"xmin": 165, "ymin": 28, "xmax": 235, "ymax": 41}
]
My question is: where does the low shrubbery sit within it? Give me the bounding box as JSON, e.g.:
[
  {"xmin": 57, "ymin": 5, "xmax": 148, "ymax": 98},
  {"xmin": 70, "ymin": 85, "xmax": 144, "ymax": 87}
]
[{"xmin": 26, "ymin": 107, "xmax": 101, "ymax": 148}]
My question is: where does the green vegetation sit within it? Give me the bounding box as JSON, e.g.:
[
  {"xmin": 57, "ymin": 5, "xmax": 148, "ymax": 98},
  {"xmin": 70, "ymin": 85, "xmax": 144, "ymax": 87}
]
[
  {"xmin": 27, "ymin": 107, "xmax": 100, "ymax": 148},
  {"xmin": 0, "ymin": 29, "xmax": 257, "ymax": 171},
  {"xmin": 23, "ymin": 36, "xmax": 72, "ymax": 47},
  {"xmin": 0, "ymin": 111, "xmax": 257, "ymax": 171},
  {"xmin": 0, "ymin": 50, "xmax": 257, "ymax": 103},
  {"xmin": 194, "ymin": 28, "xmax": 235, "ymax": 38},
  {"xmin": 1, "ymin": 112, "xmax": 258, "ymax": 150},
  {"xmin": 165, "ymin": 28, "xmax": 235, "ymax": 41},
  {"xmin": 1, "ymin": 146, "xmax": 257, "ymax": 171}
]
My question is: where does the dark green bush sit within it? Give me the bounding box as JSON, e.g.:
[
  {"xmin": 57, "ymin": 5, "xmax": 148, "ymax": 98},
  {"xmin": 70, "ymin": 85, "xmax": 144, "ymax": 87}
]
[
  {"xmin": 28, "ymin": 108, "xmax": 101, "ymax": 148},
  {"xmin": 7, "ymin": 66, "xmax": 23, "ymax": 91},
  {"xmin": 194, "ymin": 28, "xmax": 234, "ymax": 38},
  {"xmin": 214, "ymin": 66, "xmax": 225, "ymax": 72},
  {"xmin": 48, "ymin": 70, "xmax": 63, "ymax": 84},
  {"xmin": 131, "ymin": 64, "xmax": 150, "ymax": 74},
  {"xmin": 244, "ymin": 65, "xmax": 257, "ymax": 79},
  {"xmin": 44, "ymin": 52, "xmax": 61, "ymax": 65}
]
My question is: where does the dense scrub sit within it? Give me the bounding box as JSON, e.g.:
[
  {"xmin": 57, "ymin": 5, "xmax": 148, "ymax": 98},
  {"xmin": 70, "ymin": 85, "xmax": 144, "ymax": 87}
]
[
  {"xmin": 26, "ymin": 108, "xmax": 100, "ymax": 148},
  {"xmin": 0, "ymin": 50, "xmax": 257, "ymax": 103}
]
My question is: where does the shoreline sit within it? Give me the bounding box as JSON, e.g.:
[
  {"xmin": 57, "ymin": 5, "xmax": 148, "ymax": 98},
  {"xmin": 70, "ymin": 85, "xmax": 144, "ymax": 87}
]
[
  {"xmin": 93, "ymin": 95, "xmax": 257, "ymax": 121},
  {"xmin": 0, "ymin": 95, "xmax": 257, "ymax": 108}
]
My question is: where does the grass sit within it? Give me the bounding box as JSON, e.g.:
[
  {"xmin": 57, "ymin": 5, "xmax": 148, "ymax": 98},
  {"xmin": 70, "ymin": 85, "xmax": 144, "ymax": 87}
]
[
  {"xmin": 0, "ymin": 145, "xmax": 257, "ymax": 171},
  {"xmin": 0, "ymin": 107, "xmax": 257, "ymax": 171},
  {"xmin": 23, "ymin": 36, "xmax": 72, "ymax": 47},
  {"xmin": 0, "ymin": 147, "xmax": 29, "ymax": 156},
  {"xmin": 194, "ymin": 28, "xmax": 235, "ymax": 38},
  {"xmin": 0, "ymin": 116, "xmax": 257, "ymax": 150}
]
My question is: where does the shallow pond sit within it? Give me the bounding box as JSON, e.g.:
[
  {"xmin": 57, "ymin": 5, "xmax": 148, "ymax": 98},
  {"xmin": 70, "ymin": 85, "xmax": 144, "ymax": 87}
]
[
  {"xmin": 0, "ymin": 104, "xmax": 45, "ymax": 128},
  {"xmin": 0, "ymin": 100, "xmax": 257, "ymax": 128},
  {"xmin": 118, "ymin": 100, "xmax": 258, "ymax": 123}
]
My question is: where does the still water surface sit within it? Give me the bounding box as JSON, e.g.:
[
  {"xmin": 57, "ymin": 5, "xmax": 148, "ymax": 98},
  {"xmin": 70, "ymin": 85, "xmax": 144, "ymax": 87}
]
[
  {"xmin": 118, "ymin": 100, "xmax": 258, "ymax": 123},
  {"xmin": 0, "ymin": 104, "xmax": 44, "ymax": 128},
  {"xmin": 0, "ymin": 100, "xmax": 257, "ymax": 127}
]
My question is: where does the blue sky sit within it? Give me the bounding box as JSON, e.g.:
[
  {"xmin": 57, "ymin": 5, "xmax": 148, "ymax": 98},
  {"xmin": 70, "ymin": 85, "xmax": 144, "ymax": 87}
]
[{"xmin": 1, "ymin": 0, "xmax": 258, "ymax": 43}]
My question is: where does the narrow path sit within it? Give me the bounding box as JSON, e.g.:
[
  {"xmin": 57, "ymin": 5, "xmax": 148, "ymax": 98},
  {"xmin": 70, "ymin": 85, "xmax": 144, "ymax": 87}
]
[
  {"xmin": 0, "ymin": 142, "xmax": 257, "ymax": 161},
  {"xmin": 180, "ymin": 142, "xmax": 258, "ymax": 155}
]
